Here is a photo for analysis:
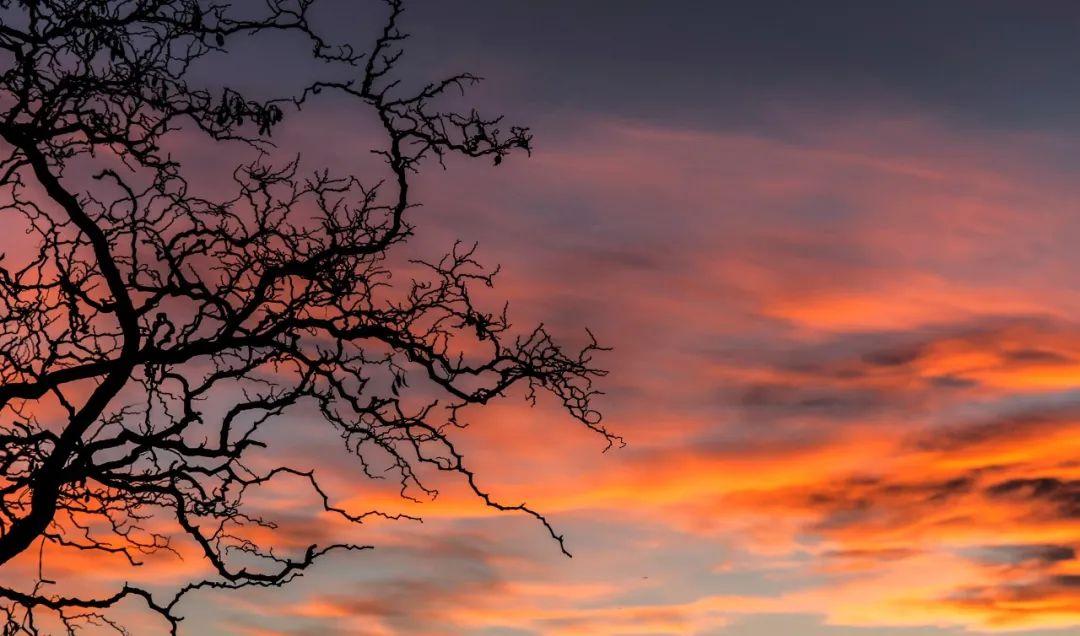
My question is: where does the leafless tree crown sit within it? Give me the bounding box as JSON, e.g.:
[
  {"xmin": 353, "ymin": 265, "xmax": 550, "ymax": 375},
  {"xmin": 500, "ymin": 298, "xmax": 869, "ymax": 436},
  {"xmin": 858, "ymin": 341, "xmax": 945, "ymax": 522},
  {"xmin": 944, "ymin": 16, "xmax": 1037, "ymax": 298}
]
[{"xmin": 0, "ymin": 0, "xmax": 616, "ymax": 632}]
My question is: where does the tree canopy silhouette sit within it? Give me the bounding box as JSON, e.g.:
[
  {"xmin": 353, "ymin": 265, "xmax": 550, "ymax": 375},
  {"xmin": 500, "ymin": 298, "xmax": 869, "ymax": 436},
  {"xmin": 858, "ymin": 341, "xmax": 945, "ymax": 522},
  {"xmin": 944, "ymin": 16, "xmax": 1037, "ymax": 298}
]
[{"xmin": 0, "ymin": 0, "xmax": 617, "ymax": 631}]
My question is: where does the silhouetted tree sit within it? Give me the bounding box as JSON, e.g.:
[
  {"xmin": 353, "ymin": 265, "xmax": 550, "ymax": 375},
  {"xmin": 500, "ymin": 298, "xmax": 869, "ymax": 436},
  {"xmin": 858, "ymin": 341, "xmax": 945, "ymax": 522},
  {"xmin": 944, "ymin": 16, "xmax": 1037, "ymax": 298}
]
[{"xmin": 0, "ymin": 0, "xmax": 617, "ymax": 631}]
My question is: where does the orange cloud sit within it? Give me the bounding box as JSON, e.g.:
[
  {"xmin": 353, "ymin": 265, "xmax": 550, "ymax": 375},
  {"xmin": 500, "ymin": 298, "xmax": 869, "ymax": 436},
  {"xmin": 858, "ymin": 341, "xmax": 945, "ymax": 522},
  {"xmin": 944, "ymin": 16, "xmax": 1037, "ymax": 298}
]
[{"xmin": 9, "ymin": 112, "xmax": 1080, "ymax": 635}]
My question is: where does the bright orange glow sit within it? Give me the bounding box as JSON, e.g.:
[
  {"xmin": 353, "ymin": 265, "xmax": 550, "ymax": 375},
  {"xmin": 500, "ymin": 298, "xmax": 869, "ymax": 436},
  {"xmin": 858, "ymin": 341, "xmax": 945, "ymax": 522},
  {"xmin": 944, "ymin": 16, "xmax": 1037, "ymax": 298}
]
[{"xmin": 6, "ymin": 114, "xmax": 1080, "ymax": 635}]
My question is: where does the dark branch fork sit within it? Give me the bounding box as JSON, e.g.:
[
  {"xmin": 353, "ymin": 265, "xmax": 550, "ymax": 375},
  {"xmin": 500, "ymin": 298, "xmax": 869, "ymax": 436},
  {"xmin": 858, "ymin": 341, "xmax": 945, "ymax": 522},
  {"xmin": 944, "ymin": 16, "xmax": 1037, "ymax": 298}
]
[{"xmin": 0, "ymin": 0, "xmax": 619, "ymax": 632}]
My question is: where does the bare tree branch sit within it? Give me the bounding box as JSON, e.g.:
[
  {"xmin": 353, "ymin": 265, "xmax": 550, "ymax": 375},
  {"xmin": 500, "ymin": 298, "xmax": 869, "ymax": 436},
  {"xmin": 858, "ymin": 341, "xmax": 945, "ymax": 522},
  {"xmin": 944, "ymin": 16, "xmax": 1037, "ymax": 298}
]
[{"xmin": 0, "ymin": 0, "xmax": 618, "ymax": 631}]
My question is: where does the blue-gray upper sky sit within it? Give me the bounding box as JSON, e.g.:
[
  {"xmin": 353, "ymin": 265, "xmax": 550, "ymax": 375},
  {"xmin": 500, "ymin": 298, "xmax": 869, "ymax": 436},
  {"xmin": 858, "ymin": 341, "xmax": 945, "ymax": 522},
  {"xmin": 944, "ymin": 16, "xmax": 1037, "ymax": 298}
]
[{"xmin": 395, "ymin": 0, "xmax": 1080, "ymax": 133}]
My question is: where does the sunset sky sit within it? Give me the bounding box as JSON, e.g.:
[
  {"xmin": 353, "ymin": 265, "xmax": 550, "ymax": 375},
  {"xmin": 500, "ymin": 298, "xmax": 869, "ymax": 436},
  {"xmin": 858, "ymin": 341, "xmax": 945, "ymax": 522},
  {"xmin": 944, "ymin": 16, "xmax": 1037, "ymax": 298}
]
[{"xmin": 6, "ymin": 1, "xmax": 1080, "ymax": 634}]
